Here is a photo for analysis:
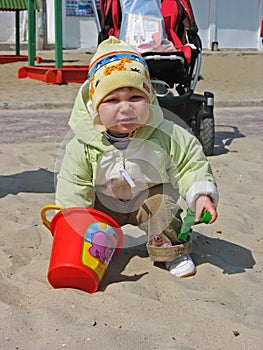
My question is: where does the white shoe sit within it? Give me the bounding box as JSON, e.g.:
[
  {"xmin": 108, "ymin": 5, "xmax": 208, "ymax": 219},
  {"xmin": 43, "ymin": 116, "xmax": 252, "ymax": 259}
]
[{"xmin": 166, "ymin": 255, "xmax": 196, "ymax": 278}]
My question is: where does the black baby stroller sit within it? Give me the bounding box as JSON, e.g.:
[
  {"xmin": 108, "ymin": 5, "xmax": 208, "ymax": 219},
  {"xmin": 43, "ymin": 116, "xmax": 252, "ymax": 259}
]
[{"xmin": 91, "ymin": 0, "xmax": 215, "ymax": 156}]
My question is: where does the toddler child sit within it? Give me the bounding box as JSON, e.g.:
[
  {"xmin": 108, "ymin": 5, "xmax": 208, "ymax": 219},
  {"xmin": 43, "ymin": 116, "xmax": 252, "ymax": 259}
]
[{"xmin": 56, "ymin": 37, "xmax": 219, "ymax": 277}]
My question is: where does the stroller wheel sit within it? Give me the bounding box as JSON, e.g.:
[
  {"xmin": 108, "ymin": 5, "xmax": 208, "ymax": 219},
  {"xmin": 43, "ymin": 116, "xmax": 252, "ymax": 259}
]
[{"xmin": 199, "ymin": 115, "xmax": 215, "ymax": 156}]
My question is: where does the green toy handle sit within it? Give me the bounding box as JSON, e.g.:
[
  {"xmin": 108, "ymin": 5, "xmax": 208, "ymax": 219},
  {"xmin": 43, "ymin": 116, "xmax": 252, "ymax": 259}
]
[
  {"xmin": 199, "ymin": 210, "xmax": 212, "ymax": 224},
  {"xmin": 177, "ymin": 209, "xmax": 212, "ymax": 241}
]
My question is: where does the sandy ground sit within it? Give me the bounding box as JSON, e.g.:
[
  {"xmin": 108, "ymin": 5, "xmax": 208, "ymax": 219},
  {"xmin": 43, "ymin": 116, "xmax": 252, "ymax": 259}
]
[{"xmin": 0, "ymin": 49, "xmax": 263, "ymax": 349}]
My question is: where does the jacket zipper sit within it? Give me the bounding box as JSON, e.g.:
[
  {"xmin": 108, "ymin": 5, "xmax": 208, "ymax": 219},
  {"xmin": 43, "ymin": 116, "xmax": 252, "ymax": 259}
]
[{"xmin": 119, "ymin": 150, "xmax": 135, "ymax": 188}]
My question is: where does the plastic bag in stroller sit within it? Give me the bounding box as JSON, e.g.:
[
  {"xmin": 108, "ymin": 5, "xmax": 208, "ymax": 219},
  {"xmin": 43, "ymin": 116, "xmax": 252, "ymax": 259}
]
[{"xmin": 92, "ymin": 0, "xmax": 215, "ymax": 156}]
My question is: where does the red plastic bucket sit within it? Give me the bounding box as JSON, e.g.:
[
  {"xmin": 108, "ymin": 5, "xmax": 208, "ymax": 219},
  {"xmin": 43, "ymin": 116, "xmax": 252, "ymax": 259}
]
[{"xmin": 41, "ymin": 205, "xmax": 124, "ymax": 293}]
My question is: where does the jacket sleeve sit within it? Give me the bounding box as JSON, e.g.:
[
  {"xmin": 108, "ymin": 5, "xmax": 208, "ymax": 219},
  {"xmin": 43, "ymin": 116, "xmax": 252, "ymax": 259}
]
[
  {"xmin": 55, "ymin": 137, "xmax": 95, "ymax": 208},
  {"xmin": 169, "ymin": 125, "xmax": 219, "ymax": 210}
]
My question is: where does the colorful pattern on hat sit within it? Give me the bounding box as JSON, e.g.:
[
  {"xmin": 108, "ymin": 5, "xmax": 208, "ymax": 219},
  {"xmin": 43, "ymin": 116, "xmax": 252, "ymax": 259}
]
[
  {"xmin": 88, "ymin": 52, "xmax": 149, "ymax": 82},
  {"xmin": 87, "ymin": 37, "xmax": 154, "ymax": 112}
]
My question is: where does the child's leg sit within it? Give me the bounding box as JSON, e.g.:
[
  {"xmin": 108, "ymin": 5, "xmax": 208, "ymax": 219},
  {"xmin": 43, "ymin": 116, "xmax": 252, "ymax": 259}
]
[
  {"xmin": 94, "ymin": 196, "xmax": 130, "ymax": 227},
  {"xmin": 94, "ymin": 185, "xmax": 194, "ymax": 276},
  {"xmin": 128, "ymin": 184, "xmax": 192, "ymax": 263}
]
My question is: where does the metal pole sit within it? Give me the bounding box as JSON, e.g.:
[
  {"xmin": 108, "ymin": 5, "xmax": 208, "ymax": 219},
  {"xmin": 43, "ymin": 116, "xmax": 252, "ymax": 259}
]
[
  {"xmin": 91, "ymin": 0, "xmax": 101, "ymax": 32},
  {"xmin": 42, "ymin": 0, "xmax": 48, "ymax": 49},
  {"xmin": 55, "ymin": 0, "xmax": 63, "ymax": 68},
  {"xmin": 15, "ymin": 10, "xmax": 20, "ymax": 56},
  {"xmin": 28, "ymin": 0, "xmax": 36, "ymax": 66}
]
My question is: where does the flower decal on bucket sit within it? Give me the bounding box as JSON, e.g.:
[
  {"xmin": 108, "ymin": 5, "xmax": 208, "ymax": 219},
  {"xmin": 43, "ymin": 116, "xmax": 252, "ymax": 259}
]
[{"xmin": 82, "ymin": 222, "xmax": 118, "ymax": 281}]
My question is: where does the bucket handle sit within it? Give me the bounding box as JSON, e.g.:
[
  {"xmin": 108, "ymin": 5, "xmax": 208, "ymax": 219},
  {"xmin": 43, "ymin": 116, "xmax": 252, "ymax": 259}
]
[{"xmin": 41, "ymin": 204, "xmax": 64, "ymax": 231}]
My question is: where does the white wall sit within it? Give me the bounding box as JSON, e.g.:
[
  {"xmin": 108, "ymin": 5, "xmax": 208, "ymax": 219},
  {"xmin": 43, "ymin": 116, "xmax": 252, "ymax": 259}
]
[
  {"xmin": 63, "ymin": 16, "xmax": 98, "ymax": 48},
  {"xmin": 0, "ymin": 12, "xmax": 14, "ymax": 41},
  {"xmin": 46, "ymin": 0, "xmax": 55, "ymax": 44},
  {"xmin": 192, "ymin": 0, "xmax": 263, "ymax": 50},
  {"xmin": 0, "ymin": 11, "xmax": 27, "ymax": 42},
  {"xmin": 216, "ymin": 0, "xmax": 260, "ymax": 49},
  {"xmin": 191, "ymin": 0, "xmax": 210, "ymax": 48},
  {"xmin": 45, "ymin": 0, "xmax": 98, "ymax": 48}
]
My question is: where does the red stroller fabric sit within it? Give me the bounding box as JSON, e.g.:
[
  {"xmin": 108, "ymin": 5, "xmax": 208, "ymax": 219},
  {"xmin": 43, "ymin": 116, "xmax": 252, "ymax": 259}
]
[
  {"xmin": 100, "ymin": 0, "xmax": 121, "ymax": 37},
  {"xmin": 161, "ymin": 0, "xmax": 191, "ymax": 63}
]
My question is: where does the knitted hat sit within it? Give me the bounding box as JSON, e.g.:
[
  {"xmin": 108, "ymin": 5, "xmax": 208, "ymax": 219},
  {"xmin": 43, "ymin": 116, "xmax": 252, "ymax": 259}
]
[{"xmin": 87, "ymin": 36, "xmax": 154, "ymax": 114}]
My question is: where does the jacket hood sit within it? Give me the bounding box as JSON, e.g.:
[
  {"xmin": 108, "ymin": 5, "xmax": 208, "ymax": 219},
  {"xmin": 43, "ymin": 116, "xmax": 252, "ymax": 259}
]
[{"xmin": 68, "ymin": 81, "xmax": 165, "ymax": 148}]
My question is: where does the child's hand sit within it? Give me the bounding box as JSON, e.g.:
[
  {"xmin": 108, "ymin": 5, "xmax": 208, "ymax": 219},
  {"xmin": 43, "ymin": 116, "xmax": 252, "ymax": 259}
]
[{"xmin": 195, "ymin": 195, "xmax": 218, "ymax": 223}]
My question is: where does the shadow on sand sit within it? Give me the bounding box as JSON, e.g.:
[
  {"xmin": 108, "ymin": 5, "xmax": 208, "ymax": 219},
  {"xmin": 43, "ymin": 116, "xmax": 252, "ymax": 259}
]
[
  {"xmin": 213, "ymin": 124, "xmax": 245, "ymax": 155},
  {"xmin": 0, "ymin": 168, "xmax": 56, "ymax": 198},
  {"xmin": 190, "ymin": 231, "xmax": 255, "ymax": 274},
  {"xmin": 99, "ymin": 228, "xmax": 255, "ymax": 291}
]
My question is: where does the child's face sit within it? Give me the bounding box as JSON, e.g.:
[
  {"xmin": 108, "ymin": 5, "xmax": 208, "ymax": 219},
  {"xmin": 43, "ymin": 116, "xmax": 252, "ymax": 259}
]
[{"xmin": 98, "ymin": 87, "xmax": 150, "ymax": 135}]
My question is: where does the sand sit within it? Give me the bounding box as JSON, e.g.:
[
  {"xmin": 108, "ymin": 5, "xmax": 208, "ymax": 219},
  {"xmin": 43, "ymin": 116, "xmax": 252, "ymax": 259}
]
[{"xmin": 0, "ymin": 49, "xmax": 263, "ymax": 349}]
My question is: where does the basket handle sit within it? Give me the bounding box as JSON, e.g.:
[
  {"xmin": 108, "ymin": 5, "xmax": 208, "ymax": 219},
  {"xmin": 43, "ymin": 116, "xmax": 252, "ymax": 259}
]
[{"xmin": 40, "ymin": 205, "xmax": 64, "ymax": 230}]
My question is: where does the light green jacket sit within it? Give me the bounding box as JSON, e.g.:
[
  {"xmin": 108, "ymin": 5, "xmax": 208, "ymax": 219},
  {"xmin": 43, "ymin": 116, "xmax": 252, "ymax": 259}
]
[{"xmin": 55, "ymin": 81, "xmax": 218, "ymax": 210}]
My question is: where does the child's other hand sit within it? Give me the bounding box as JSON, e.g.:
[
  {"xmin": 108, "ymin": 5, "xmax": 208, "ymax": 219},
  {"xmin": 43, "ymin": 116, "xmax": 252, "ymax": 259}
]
[{"xmin": 195, "ymin": 195, "xmax": 218, "ymax": 223}]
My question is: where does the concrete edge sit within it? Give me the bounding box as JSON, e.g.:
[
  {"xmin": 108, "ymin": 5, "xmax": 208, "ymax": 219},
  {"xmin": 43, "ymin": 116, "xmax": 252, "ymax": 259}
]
[
  {"xmin": 1, "ymin": 100, "xmax": 263, "ymax": 110},
  {"xmin": 214, "ymin": 100, "xmax": 263, "ymax": 108},
  {"xmin": 0, "ymin": 102, "xmax": 73, "ymax": 110}
]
